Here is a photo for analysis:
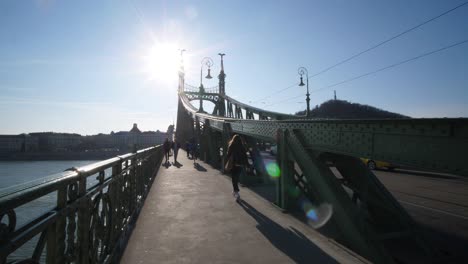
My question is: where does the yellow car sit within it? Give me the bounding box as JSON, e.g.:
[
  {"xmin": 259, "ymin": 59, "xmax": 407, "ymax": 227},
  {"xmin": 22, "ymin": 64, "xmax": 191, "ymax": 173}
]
[{"xmin": 361, "ymin": 158, "xmax": 397, "ymax": 171}]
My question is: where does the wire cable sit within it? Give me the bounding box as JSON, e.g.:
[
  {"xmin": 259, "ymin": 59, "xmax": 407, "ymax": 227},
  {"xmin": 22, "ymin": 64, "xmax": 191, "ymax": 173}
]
[
  {"xmin": 265, "ymin": 38, "xmax": 468, "ymax": 108},
  {"xmin": 307, "ymin": 1, "xmax": 468, "ymax": 79},
  {"xmin": 264, "ymin": 94, "xmax": 304, "ymax": 107},
  {"xmin": 313, "ymin": 38, "xmax": 468, "ymax": 92},
  {"xmin": 252, "ymin": 1, "xmax": 468, "ymax": 105}
]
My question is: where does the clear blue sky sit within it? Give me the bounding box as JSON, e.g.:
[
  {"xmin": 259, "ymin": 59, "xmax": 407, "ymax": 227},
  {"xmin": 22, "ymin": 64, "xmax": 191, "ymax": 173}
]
[{"xmin": 1, "ymin": 0, "xmax": 467, "ymax": 135}]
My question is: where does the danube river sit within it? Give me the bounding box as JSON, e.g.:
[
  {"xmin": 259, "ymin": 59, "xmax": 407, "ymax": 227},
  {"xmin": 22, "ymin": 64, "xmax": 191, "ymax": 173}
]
[
  {"xmin": 0, "ymin": 160, "xmax": 96, "ymax": 189},
  {"xmin": 0, "ymin": 160, "xmax": 97, "ymax": 262}
]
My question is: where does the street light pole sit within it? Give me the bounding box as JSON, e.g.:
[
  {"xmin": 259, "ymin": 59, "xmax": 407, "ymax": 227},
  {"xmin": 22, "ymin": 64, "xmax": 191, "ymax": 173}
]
[
  {"xmin": 199, "ymin": 57, "xmax": 213, "ymax": 112},
  {"xmin": 298, "ymin": 67, "xmax": 310, "ymax": 117},
  {"xmin": 200, "ymin": 57, "xmax": 213, "ymax": 86}
]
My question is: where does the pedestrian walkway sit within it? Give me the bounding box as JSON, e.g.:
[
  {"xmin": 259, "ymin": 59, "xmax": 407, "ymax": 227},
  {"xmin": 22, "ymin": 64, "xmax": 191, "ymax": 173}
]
[{"xmin": 121, "ymin": 152, "xmax": 368, "ymax": 263}]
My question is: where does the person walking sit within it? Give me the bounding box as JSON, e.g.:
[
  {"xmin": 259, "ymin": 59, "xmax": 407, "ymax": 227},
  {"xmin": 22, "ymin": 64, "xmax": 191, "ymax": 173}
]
[
  {"xmin": 172, "ymin": 139, "xmax": 181, "ymax": 163},
  {"xmin": 163, "ymin": 138, "xmax": 171, "ymax": 164},
  {"xmin": 189, "ymin": 137, "xmax": 196, "ymax": 160},
  {"xmin": 225, "ymin": 134, "xmax": 248, "ymax": 202},
  {"xmin": 185, "ymin": 141, "xmax": 190, "ymax": 158}
]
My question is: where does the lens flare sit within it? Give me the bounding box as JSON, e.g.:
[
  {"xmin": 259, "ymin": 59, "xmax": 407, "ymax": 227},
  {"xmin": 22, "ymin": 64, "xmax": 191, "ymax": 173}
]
[
  {"xmin": 265, "ymin": 162, "xmax": 281, "ymax": 178},
  {"xmin": 299, "ymin": 199, "xmax": 333, "ymax": 229},
  {"xmin": 306, "ymin": 209, "xmax": 318, "ymax": 221}
]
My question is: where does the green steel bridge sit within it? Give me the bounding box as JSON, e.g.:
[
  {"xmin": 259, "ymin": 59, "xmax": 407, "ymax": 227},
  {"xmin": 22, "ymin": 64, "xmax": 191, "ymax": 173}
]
[{"xmin": 1, "ymin": 56, "xmax": 467, "ymax": 263}]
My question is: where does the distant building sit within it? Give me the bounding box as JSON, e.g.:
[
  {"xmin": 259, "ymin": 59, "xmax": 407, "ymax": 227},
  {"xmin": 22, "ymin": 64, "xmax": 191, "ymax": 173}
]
[
  {"xmin": 0, "ymin": 123, "xmax": 173, "ymax": 154},
  {"xmin": 112, "ymin": 124, "xmax": 172, "ymax": 151},
  {"xmin": 129, "ymin": 123, "xmax": 141, "ymax": 133},
  {"xmin": 29, "ymin": 132, "xmax": 82, "ymax": 152},
  {"xmin": 0, "ymin": 134, "xmax": 38, "ymax": 153}
]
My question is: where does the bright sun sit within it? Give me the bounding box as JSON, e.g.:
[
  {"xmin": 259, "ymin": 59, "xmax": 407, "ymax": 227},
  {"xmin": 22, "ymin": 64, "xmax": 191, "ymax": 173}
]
[{"xmin": 143, "ymin": 42, "xmax": 180, "ymax": 82}]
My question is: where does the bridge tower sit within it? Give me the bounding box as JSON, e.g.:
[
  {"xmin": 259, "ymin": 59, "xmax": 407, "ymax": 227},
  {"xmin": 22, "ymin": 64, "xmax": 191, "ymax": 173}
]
[
  {"xmin": 175, "ymin": 52, "xmax": 225, "ymax": 161},
  {"xmin": 215, "ymin": 53, "xmax": 226, "ymax": 117},
  {"xmin": 175, "ymin": 52, "xmax": 194, "ymax": 146}
]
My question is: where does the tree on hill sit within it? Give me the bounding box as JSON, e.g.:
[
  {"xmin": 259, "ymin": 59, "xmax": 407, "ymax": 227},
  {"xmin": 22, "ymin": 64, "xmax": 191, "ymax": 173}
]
[{"xmin": 295, "ymin": 100, "xmax": 410, "ymax": 119}]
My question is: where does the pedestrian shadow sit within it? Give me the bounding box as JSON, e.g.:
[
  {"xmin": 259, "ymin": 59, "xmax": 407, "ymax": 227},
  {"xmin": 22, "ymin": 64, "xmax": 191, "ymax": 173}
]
[
  {"xmin": 238, "ymin": 200, "xmax": 338, "ymax": 264},
  {"xmin": 194, "ymin": 162, "xmax": 207, "ymax": 172}
]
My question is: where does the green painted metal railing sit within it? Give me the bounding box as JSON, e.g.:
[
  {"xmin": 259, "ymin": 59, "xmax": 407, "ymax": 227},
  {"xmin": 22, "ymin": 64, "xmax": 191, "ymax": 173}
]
[
  {"xmin": 0, "ymin": 146, "xmax": 163, "ymax": 264},
  {"xmin": 181, "ymin": 90, "xmax": 468, "ymax": 177}
]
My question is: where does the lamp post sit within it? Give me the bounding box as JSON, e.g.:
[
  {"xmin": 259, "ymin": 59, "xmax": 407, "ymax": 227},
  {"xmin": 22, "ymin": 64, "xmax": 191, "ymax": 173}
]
[
  {"xmin": 298, "ymin": 67, "xmax": 310, "ymax": 117},
  {"xmin": 200, "ymin": 57, "xmax": 213, "ymax": 86},
  {"xmin": 199, "ymin": 57, "xmax": 213, "ymax": 112}
]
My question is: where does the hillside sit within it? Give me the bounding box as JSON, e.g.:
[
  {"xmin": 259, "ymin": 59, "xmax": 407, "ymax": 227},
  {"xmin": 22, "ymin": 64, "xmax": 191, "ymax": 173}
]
[{"xmin": 295, "ymin": 100, "xmax": 410, "ymax": 119}]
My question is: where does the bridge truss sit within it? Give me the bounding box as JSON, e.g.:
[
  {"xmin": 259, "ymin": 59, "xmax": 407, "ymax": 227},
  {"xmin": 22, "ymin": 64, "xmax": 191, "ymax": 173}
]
[{"xmin": 176, "ymin": 61, "xmax": 468, "ymax": 263}]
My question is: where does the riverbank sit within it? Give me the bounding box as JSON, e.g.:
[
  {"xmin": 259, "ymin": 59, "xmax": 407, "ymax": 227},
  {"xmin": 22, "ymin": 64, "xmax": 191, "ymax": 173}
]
[{"xmin": 0, "ymin": 151, "xmax": 126, "ymax": 161}]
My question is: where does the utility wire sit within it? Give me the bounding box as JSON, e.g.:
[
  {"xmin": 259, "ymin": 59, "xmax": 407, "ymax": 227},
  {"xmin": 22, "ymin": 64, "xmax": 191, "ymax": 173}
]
[
  {"xmin": 251, "ymin": 82, "xmax": 299, "ymax": 104},
  {"xmin": 265, "ymin": 38, "xmax": 468, "ymax": 108},
  {"xmin": 307, "ymin": 1, "xmax": 468, "ymax": 79},
  {"xmin": 264, "ymin": 94, "xmax": 303, "ymax": 107},
  {"xmin": 253, "ymin": 1, "xmax": 468, "ymax": 105},
  {"xmin": 313, "ymin": 39, "xmax": 468, "ymax": 92}
]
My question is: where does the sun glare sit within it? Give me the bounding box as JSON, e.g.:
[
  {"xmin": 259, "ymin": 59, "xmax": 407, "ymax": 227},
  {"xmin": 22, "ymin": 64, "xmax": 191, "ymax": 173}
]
[{"xmin": 143, "ymin": 42, "xmax": 180, "ymax": 82}]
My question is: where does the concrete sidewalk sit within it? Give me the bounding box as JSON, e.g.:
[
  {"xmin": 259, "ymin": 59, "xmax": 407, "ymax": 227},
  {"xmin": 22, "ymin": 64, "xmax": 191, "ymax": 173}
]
[{"xmin": 120, "ymin": 153, "xmax": 368, "ymax": 264}]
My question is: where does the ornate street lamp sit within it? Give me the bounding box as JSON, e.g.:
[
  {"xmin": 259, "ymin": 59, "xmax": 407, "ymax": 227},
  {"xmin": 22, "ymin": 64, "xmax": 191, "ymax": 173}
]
[
  {"xmin": 200, "ymin": 57, "xmax": 213, "ymax": 87},
  {"xmin": 199, "ymin": 57, "xmax": 214, "ymax": 112},
  {"xmin": 298, "ymin": 67, "xmax": 310, "ymax": 117}
]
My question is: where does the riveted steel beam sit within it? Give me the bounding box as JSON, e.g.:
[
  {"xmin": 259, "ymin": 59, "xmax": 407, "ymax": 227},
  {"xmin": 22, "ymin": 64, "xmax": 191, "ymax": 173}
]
[
  {"xmin": 218, "ymin": 119, "xmax": 468, "ymax": 177},
  {"xmin": 284, "ymin": 129, "xmax": 393, "ymax": 263}
]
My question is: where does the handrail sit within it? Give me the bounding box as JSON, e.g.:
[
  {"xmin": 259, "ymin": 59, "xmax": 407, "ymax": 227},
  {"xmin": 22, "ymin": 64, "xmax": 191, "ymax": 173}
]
[
  {"xmin": 184, "ymin": 83, "xmax": 219, "ymax": 94},
  {"xmin": 179, "ymin": 89, "xmax": 296, "ymax": 120},
  {"xmin": 220, "ymin": 93, "xmax": 296, "ymax": 119},
  {"xmin": 0, "ymin": 145, "xmax": 163, "ymax": 263}
]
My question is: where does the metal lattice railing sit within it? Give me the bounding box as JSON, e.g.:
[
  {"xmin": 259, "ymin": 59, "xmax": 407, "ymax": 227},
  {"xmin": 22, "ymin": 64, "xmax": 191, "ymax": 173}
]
[
  {"xmin": 0, "ymin": 146, "xmax": 163, "ymax": 264},
  {"xmin": 184, "ymin": 83, "xmax": 219, "ymax": 94}
]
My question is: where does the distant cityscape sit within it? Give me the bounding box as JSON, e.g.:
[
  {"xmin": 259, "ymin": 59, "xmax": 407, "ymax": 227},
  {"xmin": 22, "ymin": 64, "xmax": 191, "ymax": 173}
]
[{"xmin": 0, "ymin": 123, "xmax": 174, "ymax": 154}]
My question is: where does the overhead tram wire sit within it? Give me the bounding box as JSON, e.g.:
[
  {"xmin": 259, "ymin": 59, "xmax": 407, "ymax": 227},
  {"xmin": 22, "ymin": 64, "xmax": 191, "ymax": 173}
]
[
  {"xmin": 264, "ymin": 94, "xmax": 303, "ymax": 107},
  {"xmin": 253, "ymin": 1, "xmax": 468, "ymax": 105},
  {"xmin": 251, "ymin": 82, "xmax": 299, "ymax": 104},
  {"xmin": 313, "ymin": 39, "xmax": 468, "ymax": 92},
  {"xmin": 265, "ymin": 38, "xmax": 468, "ymax": 108},
  {"xmin": 306, "ymin": 1, "xmax": 468, "ymax": 79}
]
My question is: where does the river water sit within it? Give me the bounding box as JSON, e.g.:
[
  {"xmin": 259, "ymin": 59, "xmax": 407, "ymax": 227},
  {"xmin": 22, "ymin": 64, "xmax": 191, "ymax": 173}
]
[{"xmin": 0, "ymin": 160, "xmax": 97, "ymax": 262}]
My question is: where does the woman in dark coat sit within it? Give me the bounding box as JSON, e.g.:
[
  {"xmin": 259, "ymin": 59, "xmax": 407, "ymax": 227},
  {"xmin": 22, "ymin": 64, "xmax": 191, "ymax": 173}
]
[{"xmin": 225, "ymin": 134, "xmax": 248, "ymax": 201}]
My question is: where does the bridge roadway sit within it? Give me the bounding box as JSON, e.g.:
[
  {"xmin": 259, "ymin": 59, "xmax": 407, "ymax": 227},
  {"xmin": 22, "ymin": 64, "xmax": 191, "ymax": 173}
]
[
  {"xmin": 373, "ymin": 169, "xmax": 468, "ymax": 261},
  {"xmin": 120, "ymin": 152, "xmax": 368, "ymax": 264}
]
